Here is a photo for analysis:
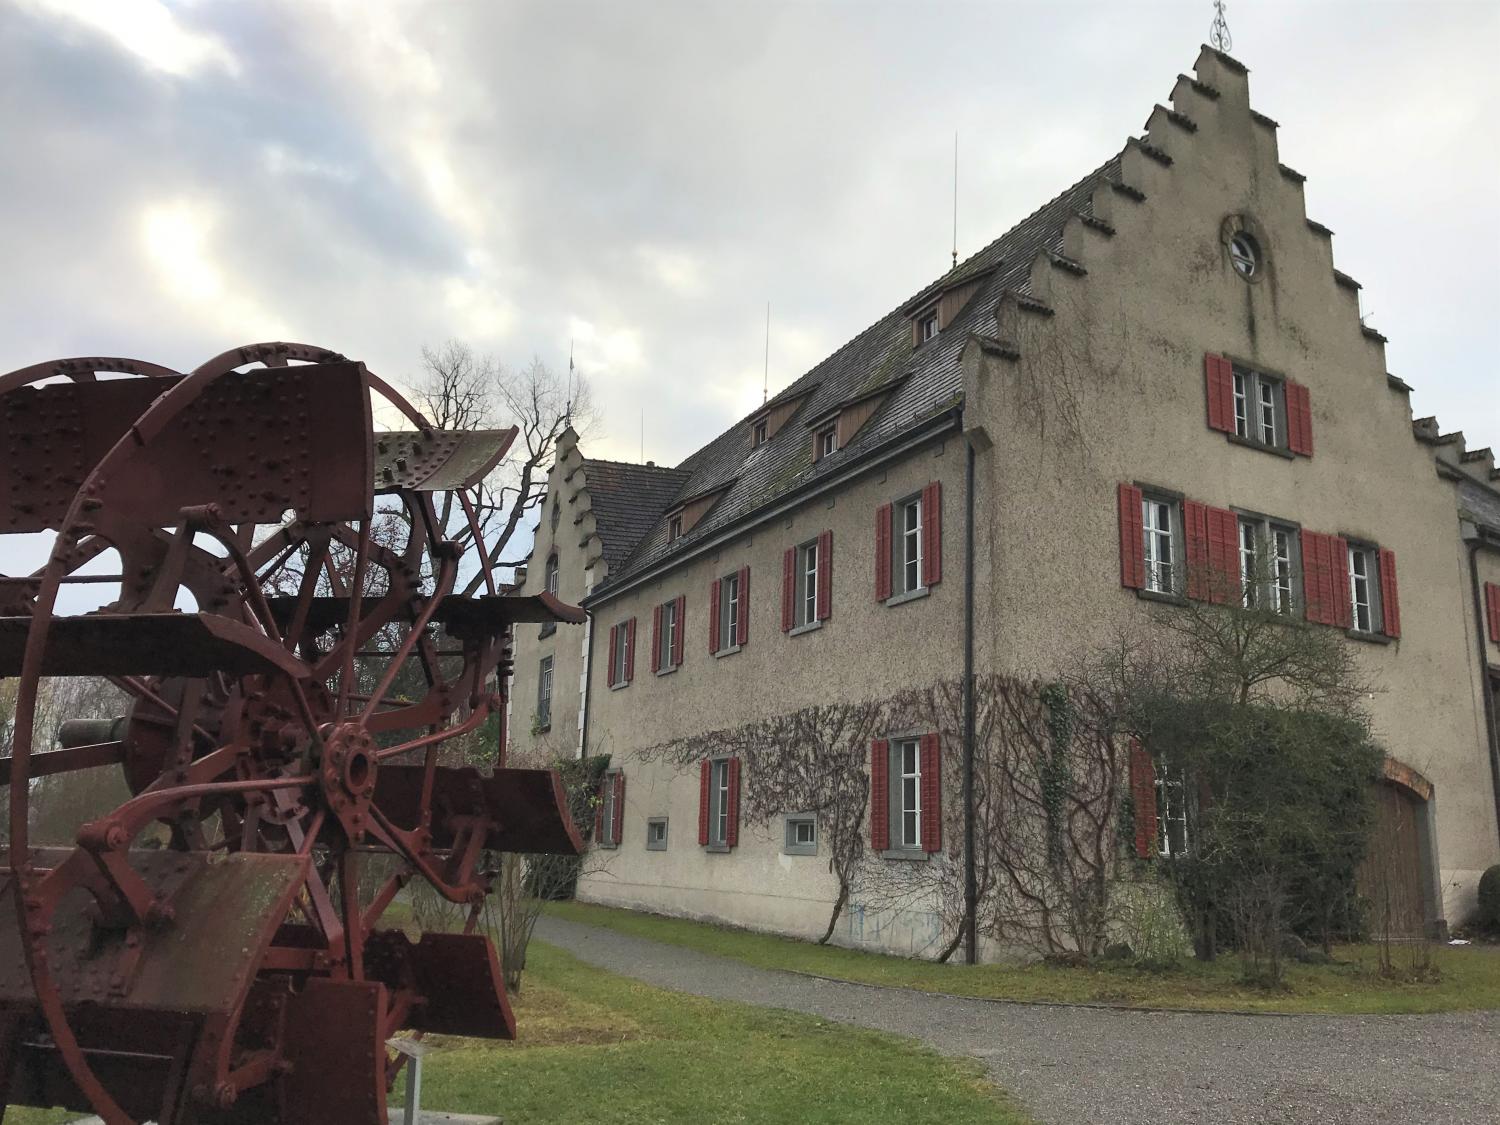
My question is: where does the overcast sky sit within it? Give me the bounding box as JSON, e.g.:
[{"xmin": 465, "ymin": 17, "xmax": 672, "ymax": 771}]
[{"xmin": 3, "ymin": 0, "xmax": 1497, "ymax": 473}]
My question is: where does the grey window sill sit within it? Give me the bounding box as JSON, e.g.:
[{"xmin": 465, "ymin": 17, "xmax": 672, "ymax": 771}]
[
  {"xmin": 655, "ymin": 663, "xmax": 678, "ymax": 677},
  {"xmin": 783, "ymin": 845, "xmax": 818, "ymax": 857},
  {"xmin": 1226, "ymin": 433, "xmax": 1296, "ymax": 460},
  {"xmin": 714, "ymin": 643, "xmax": 743, "ymax": 659},
  {"xmin": 1346, "ymin": 628, "xmax": 1393, "ymax": 645},
  {"xmin": 596, "ymin": 841, "xmax": 619, "ymax": 850},
  {"xmin": 704, "ymin": 843, "xmax": 733, "ymax": 854},
  {"xmin": 885, "ymin": 586, "xmax": 930, "ymax": 608},
  {"xmin": 535, "ymin": 721, "xmax": 552, "ymax": 733},
  {"xmin": 789, "ymin": 619, "xmax": 823, "ymax": 638},
  {"xmin": 1136, "ymin": 588, "xmax": 1187, "ymax": 606},
  {"xmin": 645, "ymin": 842, "xmax": 668, "ymax": 852},
  {"xmin": 539, "ymin": 622, "xmax": 557, "ymax": 638},
  {"xmin": 879, "ymin": 848, "xmax": 931, "ymax": 862},
  {"xmin": 610, "ymin": 681, "xmax": 629, "ymax": 691}
]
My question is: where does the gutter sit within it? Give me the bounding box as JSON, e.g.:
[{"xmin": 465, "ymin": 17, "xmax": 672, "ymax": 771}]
[
  {"xmin": 584, "ymin": 406, "xmax": 964, "ymax": 609},
  {"xmin": 1463, "ymin": 525, "xmax": 1500, "ymax": 846}
]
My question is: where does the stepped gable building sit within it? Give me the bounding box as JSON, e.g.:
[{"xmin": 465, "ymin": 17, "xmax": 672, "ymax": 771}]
[{"xmin": 509, "ymin": 46, "xmax": 1500, "ymax": 954}]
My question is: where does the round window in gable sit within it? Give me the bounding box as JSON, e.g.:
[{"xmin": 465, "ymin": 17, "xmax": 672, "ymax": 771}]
[{"xmin": 1228, "ymin": 232, "xmax": 1261, "ymax": 279}]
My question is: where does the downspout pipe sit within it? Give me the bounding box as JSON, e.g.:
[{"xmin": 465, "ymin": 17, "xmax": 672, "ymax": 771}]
[
  {"xmin": 1464, "ymin": 533, "xmax": 1500, "ymax": 847},
  {"xmin": 962, "ymin": 436, "xmax": 978, "ymax": 965},
  {"xmin": 579, "ymin": 608, "xmax": 596, "ymax": 762}
]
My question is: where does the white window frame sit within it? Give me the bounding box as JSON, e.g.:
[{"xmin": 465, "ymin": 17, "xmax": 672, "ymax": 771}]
[
  {"xmin": 918, "ymin": 310, "xmax": 938, "ymax": 343},
  {"xmin": 796, "ymin": 539, "xmax": 819, "ymax": 627},
  {"xmin": 899, "ymin": 495, "xmax": 924, "ymax": 595},
  {"xmin": 1232, "ymin": 370, "xmax": 1249, "ymax": 438},
  {"xmin": 1238, "ymin": 519, "xmax": 1258, "ymax": 608},
  {"xmin": 646, "ymin": 817, "xmax": 668, "ymax": 851},
  {"xmin": 611, "ymin": 621, "xmax": 629, "ymax": 684},
  {"xmin": 545, "ymin": 553, "xmax": 559, "ymax": 596},
  {"xmin": 1141, "ymin": 494, "xmax": 1177, "ymax": 595},
  {"xmin": 1155, "ymin": 765, "xmax": 1190, "ymax": 858},
  {"xmin": 720, "ymin": 573, "xmax": 741, "ymax": 648},
  {"xmin": 1237, "ymin": 514, "xmax": 1300, "ymax": 614},
  {"xmin": 537, "ymin": 655, "xmax": 553, "ymax": 729},
  {"xmin": 668, "ymin": 514, "xmax": 683, "ymax": 542},
  {"xmin": 783, "ymin": 815, "xmax": 817, "ymax": 856},
  {"xmin": 658, "ymin": 598, "xmax": 679, "ymax": 669},
  {"xmin": 708, "ymin": 758, "xmax": 731, "ymax": 847},
  {"xmin": 1231, "ymin": 365, "xmax": 1286, "ymax": 449},
  {"xmin": 894, "ymin": 737, "xmax": 922, "ymax": 851},
  {"xmin": 1348, "ymin": 543, "xmax": 1382, "ymax": 634},
  {"xmin": 818, "ymin": 427, "xmax": 837, "ymax": 459},
  {"xmin": 599, "ymin": 772, "xmax": 619, "ymax": 847},
  {"xmin": 753, "ymin": 418, "xmax": 768, "ymax": 446}
]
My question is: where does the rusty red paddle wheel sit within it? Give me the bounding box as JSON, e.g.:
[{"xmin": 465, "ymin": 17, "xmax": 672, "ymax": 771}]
[{"xmin": 0, "ymin": 344, "xmax": 585, "ymax": 1123}]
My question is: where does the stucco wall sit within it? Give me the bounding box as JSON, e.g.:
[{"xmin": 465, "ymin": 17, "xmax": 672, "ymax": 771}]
[{"xmin": 963, "ymin": 47, "xmax": 1499, "ymax": 922}]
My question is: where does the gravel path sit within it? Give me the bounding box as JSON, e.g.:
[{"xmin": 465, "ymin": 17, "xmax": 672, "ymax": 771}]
[{"xmin": 535, "ymin": 915, "xmax": 1500, "ymax": 1125}]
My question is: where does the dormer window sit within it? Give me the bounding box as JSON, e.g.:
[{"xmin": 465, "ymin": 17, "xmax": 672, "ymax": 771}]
[
  {"xmin": 917, "ymin": 310, "xmax": 938, "ymax": 344},
  {"xmin": 668, "ymin": 514, "xmax": 684, "ymax": 542},
  {"xmin": 817, "ymin": 427, "xmax": 837, "ymax": 460},
  {"xmin": 753, "ymin": 419, "xmax": 768, "ymax": 447}
]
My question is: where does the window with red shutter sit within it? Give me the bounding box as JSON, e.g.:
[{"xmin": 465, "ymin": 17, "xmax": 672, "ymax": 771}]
[
  {"xmin": 1486, "ymin": 583, "xmax": 1500, "ymax": 644},
  {"xmin": 737, "ymin": 566, "xmax": 750, "ymax": 644},
  {"xmin": 726, "ymin": 758, "xmax": 741, "ymax": 848},
  {"xmin": 698, "ymin": 760, "xmax": 711, "ymax": 845},
  {"xmin": 1204, "ymin": 353, "xmax": 1235, "ymax": 434},
  {"xmin": 1378, "ymin": 548, "xmax": 1401, "ymax": 639},
  {"xmin": 875, "ymin": 503, "xmax": 893, "ymax": 601},
  {"xmin": 922, "ymin": 482, "xmax": 942, "ymax": 586},
  {"xmin": 650, "ymin": 604, "xmax": 663, "ymax": 674},
  {"xmin": 612, "ymin": 773, "xmax": 626, "ymax": 845},
  {"xmin": 816, "ymin": 529, "xmax": 833, "ymax": 621},
  {"xmin": 1128, "ymin": 740, "xmax": 1157, "ymax": 859},
  {"xmin": 1286, "ymin": 381, "xmax": 1314, "ymax": 457},
  {"xmin": 1183, "ymin": 499, "xmax": 1209, "ymax": 600},
  {"xmin": 672, "ymin": 594, "xmax": 686, "ymax": 666},
  {"xmin": 624, "ymin": 617, "xmax": 636, "ymax": 683},
  {"xmin": 781, "ymin": 547, "xmax": 796, "ymax": 633},
  {"xmin": 1117, "ymin": 483, "xmax": 1145, "ymax": 590},
  {"xmin": 708, "ymin": 577, "xmax": 722, "ymax": 653},
  {"xmin": 1332, "ymin": 536, "xmax": 1353, "ymax": 629},
  {"xmin": 1204, "ymin": 506, "xmax": 1240, "ymax": 605},
  {"xmin": 606, "ymin": 624, "xmax": 619, "ymax": 687},
  {"xmin": 919, "ymin": 732, "xmax": 942, "ymax": 853},
  {"xmin": 869, "ymin": 739, "xmax": 890, "ymax": 851}
]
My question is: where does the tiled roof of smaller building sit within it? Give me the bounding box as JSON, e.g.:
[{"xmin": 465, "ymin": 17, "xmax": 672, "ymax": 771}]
[{"xmin": 582, "ymin": 459, "xmax": 692, "ymax": 574}]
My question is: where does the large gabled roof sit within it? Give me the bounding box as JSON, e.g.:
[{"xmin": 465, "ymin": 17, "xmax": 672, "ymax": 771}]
[
  {"xmin": 592, "ymin": 149, "xmax": 1127, "ymax": 596},
  {"xmin": 580, "ymin": 458, "xmax": 692, "ymax": 574}
]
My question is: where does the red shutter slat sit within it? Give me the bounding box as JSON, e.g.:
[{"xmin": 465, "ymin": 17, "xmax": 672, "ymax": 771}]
[
  {"xmin": 1286, "ymin": 381, "xmax": 1314, "ymax": 457},
  {"xmin": 708, "ymin": 578, "xmax": 721, "ymax": 654},
  {"xmin": 612, "ymin": 773, "xmax": 626, "ymax": 845},
  {"xmin": 1183, "ymin": 499, "xmax": 1208, "ymax": 600},
  {"xmin": 1205, "ymin": 353, "xmax": 1234, "ymax": 433},
  {"xmin": 738, "ymin": 566, "xmax": 750, "ymax": 645},
  {"xmin": 651, "ymin": 603, "xmax": 662, "ymax": 675},
  {"xmin": 673, "ymin": 595, "xmax": 686, "ymax": 666},
  {"xmin": 698, "ymin": 760, "xmax": 711, "ymax": 845},
  {"xmin": 869, "ymin": 739, "xmax": 890, "ymax": 851},
  {"xmin": 875, "ymin": 503, "xmax": 893, "ymax": 601},
  {"xmin": 817, "ymin": 529, "xmax": 833, "ymax": 621},
  {"xmin": 726, "ymin": 758, "xmax": 741, "ymax": 848},
  {"xmin": 1204, "ymin": 506, "xmax": 1239, "ymax": 606},
  {"xmin": 781, "ymin": 547, "xmax": 796, "ymax": 633},
  {"xmin": 919, "ymin": 732, "xmax": 942, "ymax": 853},
  {"xmin": 1379, "ymin": 548, "xmax": 1401, "ymax": 639},
  {"xmin": 1332, "ymin": 536, "xmax": 1353, "ymax": 629},
  {"xmin": 1486, "ymin": 583, "xmax": 1500, "ymax": 644},
  {"xmin": 1301, "ymin": 531, "xmax": 1326, "ymax": 624},
  {"xmin": 1128, "ymin": 740, "xmax": 1156, "ymax": 859},
  {"xmin": 606, "ymin": 624, "xmax": 618, "ymax": 687},
  {"xmin": 922, "ymin": 481, "xmax": 942, "ymax": 587},
  {"xmin": 625, "ymin": 617, "xmax": 636, "ymax": 683},
  {"xmin": 1117, "ymin": 483, "xmax": 1145, "ymax": 590}
]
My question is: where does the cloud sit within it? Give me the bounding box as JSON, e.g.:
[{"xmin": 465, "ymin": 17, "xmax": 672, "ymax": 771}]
[{"xmin": 17, "ymin": 0, "xmax": 239, "ymax": 78}]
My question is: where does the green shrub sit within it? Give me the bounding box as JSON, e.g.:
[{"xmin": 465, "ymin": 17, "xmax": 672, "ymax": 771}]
[{"xmin": 1478, "ymin": 865, "xmax": 1500, "ymax": 930}]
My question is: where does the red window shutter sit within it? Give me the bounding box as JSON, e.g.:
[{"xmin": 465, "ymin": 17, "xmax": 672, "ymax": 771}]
[
  {"xmin": 1301, "ymin": 531, "xmax": 1326, "ymax": 624},
  {"xmin": 612, "ymin": 773, "xmax": 626, "ymax": 845},
  {"xmin": 1183, "ymin": 499, "xmax": 1208, "ymax": 600},
  {"xmin": 625, "ymin": 617, "xmax": 636, "ymax": 683},
  {"xmin": 1378, "ymin": 548, "xmax": 1401, "ymax": 639},
  {"xmin": 737, "ymin": 566, "xmax": 750, "ymax": 645},
  {"xmin": 922, "ymin": 481, "xmax": 943, "ymax": 586},
  {"xmin": 919, "ymin": 732, "xmax": 942, "ymax": 853},
  {"xmin": 1286, "ymin": 381, "xmax": 1314, "ymax": 457},
  {"xmin": 595, "ymin": 779, "xmax": 606, "ymax": 841},
  {"xmin": 708, "ymin": 578, "xmax": 721, "ymax": 654},
  {"xmin": 606, "ymin": 624, "xmax": 618, "ymax": 687},
  {"xmin": 673, "ymin": 595, "xmax": 686, "ymax": 666},
  {"xmin": 875, "ymin": 503, "xmax": 893, "ymax": 601},
  {"xmin": 1204, "ymin": 506, "xmax": 1239, "ymax": 605},
  {"xmin": 1128, "ymin": 740, "xmax": 1156, "ymax": 859},
  {"xmin": 869, "ymin": 739, "xmax": 890, "ymax": 851},
  {"xmin": 1204, "ymin": 353, "xmax": 1235, "ymax": 433},
  {"xmin": 816, "ymin": 529, "xmax": 833, "ymax": 621},
  {"xmin": 781, "ymin": 547, "xmax": 796, "ymax": 633},
  {"xmin": 1117, "ymin": 483, "xmax": 1145, "ymax": 590},
  {"xmin": 726, "ymin": 758, "xmax": 741, "ymax": 848},
  {"xmin": 651, "ymin": 603, "xmax": 663, "ymax": 674},
  {"xmin": 698, "ymin": 760, "xmax": 711, "ymax": 845},
  {"xmin": 1486, "ymin": 583, "xmax": 1500, "ymax": 644},
  {"xmin": 1332, "ymin": 536, "xmax": 1353, "ymax": 629}
]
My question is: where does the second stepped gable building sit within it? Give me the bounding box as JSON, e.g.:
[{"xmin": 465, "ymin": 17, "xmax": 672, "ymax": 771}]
[{"xmin": 509, "ymin": 46, "xmax": 1500, "ymax": 954}]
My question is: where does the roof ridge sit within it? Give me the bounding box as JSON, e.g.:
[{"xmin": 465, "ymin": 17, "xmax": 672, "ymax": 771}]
[{"xmin": 582, "ymin": 456, "xmax": 690, "ymax": 474}]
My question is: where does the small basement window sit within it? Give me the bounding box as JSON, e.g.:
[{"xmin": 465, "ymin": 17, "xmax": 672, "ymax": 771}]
[
  {"xmin": 784, "ymin": 815, "xmax": 817, "ymax": 856},
  {"xmin": 646, "ymin": 817, "xmax": 668, "ymax": 851}
]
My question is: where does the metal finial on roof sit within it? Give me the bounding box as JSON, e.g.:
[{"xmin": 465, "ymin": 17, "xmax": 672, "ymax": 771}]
[
  {"xmin": 1210, "ymin": 0, "xmax": 1232, "ymax": 52},
  {"xmin": 566, "ymin": 339, "xmax": 574, "ymax": 424},
  {"xmin": 763, "ymin": 302, "xmax": 770, "ymax": 405},
  {"xmin": 952, "ymin": 131, "xmax": 959, "ymax": 269}
]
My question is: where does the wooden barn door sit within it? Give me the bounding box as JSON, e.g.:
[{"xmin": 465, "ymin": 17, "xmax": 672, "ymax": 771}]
[{"xmin": 1358, "ymin": 781, "xmax": 1428, "ymax": 939}]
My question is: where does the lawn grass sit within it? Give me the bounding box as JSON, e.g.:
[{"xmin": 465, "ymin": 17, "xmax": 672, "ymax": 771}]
[
  {"xmin": 10, "ymin": 940, "xmax": 1026, "ymax": 1124},
  {"xmin": 547, "ymin": 899, "xmax": 1500, "ymax": 1015}
]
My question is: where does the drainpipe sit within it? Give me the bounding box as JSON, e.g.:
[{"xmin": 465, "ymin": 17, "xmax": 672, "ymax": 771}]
[
  {"xmin": 962, "ymin": 436, "xmax": 978, "ymax": 965},
  {"xmin": 579, "ymin": 608, "xmax": 596, "ymax": 762},
  {"xmin": 1464, "ymin": 532, "xmax": 1500, "ymax": 846}
]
